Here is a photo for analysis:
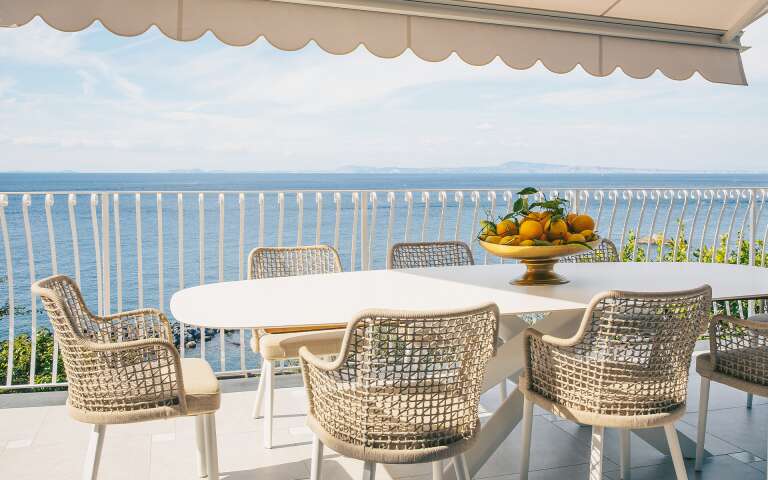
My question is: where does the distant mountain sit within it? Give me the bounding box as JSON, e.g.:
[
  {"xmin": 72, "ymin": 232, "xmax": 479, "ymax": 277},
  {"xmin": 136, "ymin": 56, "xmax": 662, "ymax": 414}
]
[{"xmin": 335, "ymin": 160, "xmax": 672, "ymax": 174}]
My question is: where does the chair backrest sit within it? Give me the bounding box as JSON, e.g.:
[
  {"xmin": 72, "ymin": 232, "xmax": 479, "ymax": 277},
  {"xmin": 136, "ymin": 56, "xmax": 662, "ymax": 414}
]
[
  {"xmin": 303, "ymin": 303, "xmax": 499, "ymax": 451},
  {"xmin": 388, "ymin": 241, "xmax": 474, "ymax": 269},
  {"xmin": 528, "ymin": 286, "xmax": 711, "ymax": 416},
  {"xmin": 248, "ymin": 245, "xmax": 342, "ymax": 280},
  {"xmin": 559, "ymin": 238, "xmax": 619, "ymax": 263},
  {"xmin": 32, "ymin": 275, "xmax": 183, "ymax": 418}
]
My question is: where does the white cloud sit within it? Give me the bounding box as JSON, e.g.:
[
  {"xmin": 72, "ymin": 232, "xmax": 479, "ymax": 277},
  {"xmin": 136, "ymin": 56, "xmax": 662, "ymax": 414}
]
[{"xmin": 0, "ymin": 16, "xmax": 767, "ymax": 172}]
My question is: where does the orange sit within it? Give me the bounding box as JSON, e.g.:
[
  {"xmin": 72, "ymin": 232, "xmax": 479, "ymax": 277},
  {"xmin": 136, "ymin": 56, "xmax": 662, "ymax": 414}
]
[
  {"xmin": 518, "ymin": 220, "xmax": 544, "ymax": 241},
  {"xmin": 566, "ymin": 213, "xmax": 577, "ymax": 224},
  {"xmin": 570, "ymin": 214, "xmax": 595, "ymax": 233},
  {"xmin": 545, "ymin": 219, "xmax": 569, "ymax": 240},
  {"xmin": 496, "ymin": 219, "xmax": 518, "ymax": 237}
]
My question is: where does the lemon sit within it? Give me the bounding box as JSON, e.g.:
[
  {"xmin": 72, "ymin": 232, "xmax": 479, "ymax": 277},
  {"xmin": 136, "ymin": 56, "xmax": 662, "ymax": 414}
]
[
  {"xmin": 552, "ymin": 239, "xmax": 564, "ymax": 245},
  {"xmin": 545, "ymin": 219, "xmax": 569, "ymax": 240},
  {"xmin": 568, "ymin": 233, "xmax": 586, "ymax": 243},
  {"xmin": 580, "ymin": 229, "xmax": 595, "ymax": 241},
  {"xmin": 519, "ymin": 239, "xmax": 535, "ymax": 246},
  {"xmin": 571, "ymin": 215, "xmax": 595, "ymax": 233},
  {"xmin": 484, "ymin": 235, "xmax": 501, "ymax": 244},
  {"xmin": 500, "ymin": 236, "xmax": 518, "ymax": 245},
  {"xmin": 519, "ymin": 220, "xmax": 544, "ymax": 240},
  {"xmin": 496, "ymin": 219, "xmax": 518, "ymax": 236}
]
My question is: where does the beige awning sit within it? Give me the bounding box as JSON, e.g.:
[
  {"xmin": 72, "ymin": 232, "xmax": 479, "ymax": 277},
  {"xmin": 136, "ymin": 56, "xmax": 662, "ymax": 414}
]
[{"xmin": 2, "ymin": 0, "xmax": 765, "ymax": 85}]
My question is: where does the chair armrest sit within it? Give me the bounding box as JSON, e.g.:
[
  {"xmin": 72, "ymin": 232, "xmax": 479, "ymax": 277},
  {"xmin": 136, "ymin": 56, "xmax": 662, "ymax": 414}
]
[
  {"xmin": 712, "ymin": 314, "xmax": 768, "ymax": 331},
  {"xmin": 522, "ymin": 327, "xmax": 558, "ymax": 389},
  {"xmin": 81, "ymin": 337, "xmax": 188, "ymax": 413},
  {"xmin": 96, "ymin": 309, "xmax": 173, "ymax": 343}
]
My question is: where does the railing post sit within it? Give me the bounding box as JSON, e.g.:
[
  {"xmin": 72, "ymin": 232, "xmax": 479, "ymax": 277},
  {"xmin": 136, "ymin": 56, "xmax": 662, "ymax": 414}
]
[
  {"xmin": 750, "ymin": 189, "xmax": 757, "ymax": 267},
  {"xmin": 101, "ymin": 193, "xmax": 110, "ymax": 315},
  {"xmin": 361, "ymin": 191, "xmax": 369, "ymax": 271},
  {"xmin": 0, "ymin": 194, "xmax": 16, "ymax": 386}
]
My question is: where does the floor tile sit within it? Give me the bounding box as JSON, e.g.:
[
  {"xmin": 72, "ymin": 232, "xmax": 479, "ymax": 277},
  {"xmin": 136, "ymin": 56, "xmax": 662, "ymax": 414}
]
[{"xmin": 603, "ymin": 455, "xmax": 766, "ymax": 480}]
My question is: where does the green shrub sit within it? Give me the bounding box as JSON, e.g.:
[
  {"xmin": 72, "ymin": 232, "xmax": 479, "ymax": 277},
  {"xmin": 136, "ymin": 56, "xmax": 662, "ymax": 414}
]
[{"xmin": 0, "ymin": 328, "xmax": 66, "ymax": 390}]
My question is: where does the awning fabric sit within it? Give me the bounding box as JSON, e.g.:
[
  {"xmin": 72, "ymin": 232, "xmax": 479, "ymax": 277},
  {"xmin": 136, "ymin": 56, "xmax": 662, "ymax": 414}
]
[{"xmin": 1, "ymin": 0, "xmax": 765, "ymax": 85}]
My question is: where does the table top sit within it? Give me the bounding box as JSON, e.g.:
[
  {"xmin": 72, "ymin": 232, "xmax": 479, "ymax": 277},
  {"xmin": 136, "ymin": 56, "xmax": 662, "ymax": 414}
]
[{"xmin": 169, "ymin": 262, "xmax": 768, "ymax": 330}]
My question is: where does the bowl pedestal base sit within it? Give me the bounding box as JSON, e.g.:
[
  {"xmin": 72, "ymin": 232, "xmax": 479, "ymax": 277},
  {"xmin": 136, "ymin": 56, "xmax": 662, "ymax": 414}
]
[{"xmin": 512, "ymin": 258, "xmax": 569, "ymax": 286}]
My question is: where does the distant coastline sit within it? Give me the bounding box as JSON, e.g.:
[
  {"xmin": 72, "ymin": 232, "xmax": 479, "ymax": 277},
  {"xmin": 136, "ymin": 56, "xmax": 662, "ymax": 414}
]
[{"xmin": 1, "ymin": 160, "xmax": 768, "ymax": 175}]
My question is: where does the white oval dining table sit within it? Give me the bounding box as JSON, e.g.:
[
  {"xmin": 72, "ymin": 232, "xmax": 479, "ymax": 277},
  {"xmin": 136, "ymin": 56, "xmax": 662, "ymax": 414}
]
[{"xmin": 171, "ymin": 262, "xmax": 768, "ymax": 480}]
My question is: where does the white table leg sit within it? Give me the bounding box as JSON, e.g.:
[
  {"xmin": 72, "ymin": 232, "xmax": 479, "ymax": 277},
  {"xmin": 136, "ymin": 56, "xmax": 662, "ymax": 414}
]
[{"xmin": 441, "ymin": 310, "xmax": 583, "ymax": 480}]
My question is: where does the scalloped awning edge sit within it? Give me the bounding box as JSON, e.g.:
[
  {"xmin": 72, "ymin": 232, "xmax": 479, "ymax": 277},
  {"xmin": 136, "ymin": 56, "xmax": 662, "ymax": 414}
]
[{"xmin": 0, "ymin": 0, "xmax": 748, "ymax": 85}]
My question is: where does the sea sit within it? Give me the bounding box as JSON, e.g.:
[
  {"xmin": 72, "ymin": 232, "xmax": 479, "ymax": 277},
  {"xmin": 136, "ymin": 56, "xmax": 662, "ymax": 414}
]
[{"xmin": 2, "ymin": 171, "xmax": 768, "ymax": 372}]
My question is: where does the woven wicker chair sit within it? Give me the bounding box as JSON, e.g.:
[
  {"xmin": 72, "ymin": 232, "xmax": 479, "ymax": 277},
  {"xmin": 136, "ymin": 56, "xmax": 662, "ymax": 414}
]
[
  {"xmin": 695, "ymin": 312, "xmax": 768, "ymax": 474},
  {"xmin": 31, "ymin": 275, "xmax": 220, "ymax": 480},
  {"xmin": 300, "ymin": 303, "xmax": 499, "ymax": 480},
  {"xmin": 388, "ymin": 241, "xmax": 474, "ymax": 269},
  {"xmin": 519, "ymin": 286, "xmax": 712, "ymax": 480},
  {"xmin": 559, "ymin": 238, "xmax": 619, "ymax": 263},
  {"xmin": 387, "ymin": 240, "xmax": 512, "ymax": 406},
  {"xmin": 248, "ymin": 245, "xmax": 345, "ymax": 448}
]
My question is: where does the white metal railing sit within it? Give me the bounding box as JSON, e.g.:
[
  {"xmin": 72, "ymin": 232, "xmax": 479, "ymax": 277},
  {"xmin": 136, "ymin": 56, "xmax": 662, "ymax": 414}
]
[{"xmin": 1, "ymin": 186, "xmax": 767, "ymax": 389}]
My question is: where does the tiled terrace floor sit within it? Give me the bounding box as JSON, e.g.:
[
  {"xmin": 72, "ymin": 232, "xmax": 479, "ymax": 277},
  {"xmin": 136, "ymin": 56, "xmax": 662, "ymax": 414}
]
[{"xmin": 1, "ymin": 346, "xmax": 767, "ymax": 480}]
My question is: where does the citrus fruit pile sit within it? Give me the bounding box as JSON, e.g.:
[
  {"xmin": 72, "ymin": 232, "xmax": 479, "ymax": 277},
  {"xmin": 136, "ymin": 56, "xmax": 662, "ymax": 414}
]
[{"xmin": 478, "ymin": 187, "xmax": 598, "ymax": 247}]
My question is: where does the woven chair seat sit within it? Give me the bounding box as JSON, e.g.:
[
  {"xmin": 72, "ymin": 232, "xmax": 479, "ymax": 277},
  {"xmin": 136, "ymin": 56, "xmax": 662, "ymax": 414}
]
[
  {"xmin": 307, "ymin": 413, "xmax": 478, "ymax": 464},
  {"xmin": 251, "ymin": 328, "xmax": 344, "ymax": 359},
  {"xmin": 67, "ymin": 357, "xmax": 220, "ymax": 424},
  {"xmin": 181, "ymin": 358, "xmax": 222, "ymax": 415},
  {"xmin": 519, "ymin": 371, "xmax": 687, "ymax": 429}
]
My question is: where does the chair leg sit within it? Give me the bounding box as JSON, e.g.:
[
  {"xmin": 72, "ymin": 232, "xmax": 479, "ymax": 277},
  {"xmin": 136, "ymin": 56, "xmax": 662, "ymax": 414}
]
[
  {"xmin": 82, "ymin": 424, "xmax": 106, "ymax": 480},
  {"xmin": 194, "ymin": 415, "xmax": 209, "ymax": 478},
  {"xmin": 748, "ymin": 393, "xmax": 754, "ymax": 409},
  {"xmin": 362, "ymin": 461, "xmax": 377, "ymax": 480},
  {"xmin": 499, "ymin": 379, "xmax": 508, "ymax": 402},
  {"xmin": 453, "ymin": 454, "xmax": 471, "ymax": 480},
  {"xmin": 264, "ymin": 360, "xmax": 274, "ymax": 449},
  {"xmin": 619, "ymin": 428, "xmax": 631, "ymax": 480},
  {"xmin": 432, "ymin": 460, "xmax": 444, "ymax": 480},
  {"xmin": 310, "ymin": 435, "xmax": 324, "ymax": 480},
  {"xmin": 204, "ymin": 413, "xmax": 220, "ymax": 480},
  {"xmin": 252, "ymin": 362, "xmax": 268, "ymax": 419},
  {"xmin": 695, "ymin": 378, "xmax": 710, "ymax": 471},
  {"xmin": 519, "ymin": 397, "xmax": 534, "ymax": 480},
  {"xmin": 589, "ymin": 426, "xmax": 605, "ymax": 480},
  {"xmin": 664, "ymin": 424, "xmax": 688, "ymax": 480}
]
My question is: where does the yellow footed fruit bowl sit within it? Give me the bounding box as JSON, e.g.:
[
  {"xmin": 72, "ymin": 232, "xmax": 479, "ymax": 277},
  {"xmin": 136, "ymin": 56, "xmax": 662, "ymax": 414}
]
[{"xmin": 477, "ymin": 187, "xmax": 600, "ymax": 286}]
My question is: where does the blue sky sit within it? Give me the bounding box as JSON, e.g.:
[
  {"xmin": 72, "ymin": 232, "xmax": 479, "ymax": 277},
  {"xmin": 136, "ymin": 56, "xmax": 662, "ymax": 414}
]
[{"xmin": 1, "ymin": 17, "xmax": 767, "ymax": 172}]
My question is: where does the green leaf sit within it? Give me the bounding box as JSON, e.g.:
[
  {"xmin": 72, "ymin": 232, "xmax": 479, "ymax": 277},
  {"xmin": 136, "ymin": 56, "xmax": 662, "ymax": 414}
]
[
  {"xmin": 479, "ymin": 220, "xmax": 497, "ymax": 235},
  {"xmin": 565, "ymin": 240, "xmax": 594, "ymax": 250},
  {"xmin": 501, "ymin": 212, "xmax": 518, "ymax": 221},
  {"xmin": 517, "ymin": 187, "xmax": 538, "ymax": 196}
]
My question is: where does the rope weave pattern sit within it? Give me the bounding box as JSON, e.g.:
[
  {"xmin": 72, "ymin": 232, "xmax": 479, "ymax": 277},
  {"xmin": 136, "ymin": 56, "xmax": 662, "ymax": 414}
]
[
  {"xmin": 710, "ymin": 315, "xmax": 768, "ymax": 387},
  {"xmin": 301, "ymin": 305, "xmax": 498, "ymax": 451},
  {"xmin": 560, "ymin": 239, "xmax": 619, "ymax": 263},
  {"xmin": 526, "ymin": 287, "xmax": 711, "ymax": 417},
  {"xmin": 248, "ymin": 245, "xmax": 342, "ymax": 279},
  {"xmin": 388, "ymin": 241, "xmax": 474, "ymax": 269},
  {"xmin": 33, "ymin": 275, "xmax": 185, "ymax": 416}
]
